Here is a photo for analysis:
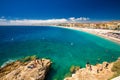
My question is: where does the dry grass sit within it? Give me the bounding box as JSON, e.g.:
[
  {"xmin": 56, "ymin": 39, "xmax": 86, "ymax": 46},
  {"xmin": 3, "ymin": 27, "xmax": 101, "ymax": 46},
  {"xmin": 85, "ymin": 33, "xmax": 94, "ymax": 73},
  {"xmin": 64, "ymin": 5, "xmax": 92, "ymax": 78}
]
[{"xmin": 111, "ymin": 59, "xmax": 120, "ymax": 78}]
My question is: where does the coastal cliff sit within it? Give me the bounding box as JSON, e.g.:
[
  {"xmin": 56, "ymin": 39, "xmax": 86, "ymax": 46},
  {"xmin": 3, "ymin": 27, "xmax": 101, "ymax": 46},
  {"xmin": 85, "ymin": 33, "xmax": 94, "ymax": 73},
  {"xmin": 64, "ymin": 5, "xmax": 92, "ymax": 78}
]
[
  {"xmin": 0, "ymin": 56, "xmax": 52, "ymax": 80},
  {"xmin": 64, "ymin": 58, "xmax": 120, "ymax": 80}
]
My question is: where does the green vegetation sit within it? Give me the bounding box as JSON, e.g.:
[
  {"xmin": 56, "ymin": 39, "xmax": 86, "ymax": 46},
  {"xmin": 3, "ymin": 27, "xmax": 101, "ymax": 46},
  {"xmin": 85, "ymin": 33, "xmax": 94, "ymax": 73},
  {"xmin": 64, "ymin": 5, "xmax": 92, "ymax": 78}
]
[
  {"xmin": 64, "ymin": 72, "xmax": 72, "ymax": 78},
  {"xmin": 64, "ymin": 65, "xmax": 80, "ymax": 78},
  {"xmin": 0, "ymin": 55, "xmax": 39, "ymax": 77},
  {"xmin": 70, "ymin": 65, "xmax": 80, "ymax": 73},
  {"xmin": 111, "ymin": 59, "xmax": 120, "ymax": 78},
  {"xmin": 114, "ymin": 25, "xmax": 120, "ymax": 31},
  {"xmin": 19, "ymin": 55, "xmax": 38, "ymax": 62}
]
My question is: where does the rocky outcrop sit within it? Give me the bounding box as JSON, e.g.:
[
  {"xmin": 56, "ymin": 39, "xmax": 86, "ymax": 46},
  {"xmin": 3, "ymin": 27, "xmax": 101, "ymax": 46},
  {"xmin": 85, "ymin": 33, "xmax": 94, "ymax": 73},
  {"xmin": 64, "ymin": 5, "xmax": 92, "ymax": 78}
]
[
  {"xmin": 0, "ymin": 58, "xmax": 51, "ymax": 80},
  {"xmin": 64, "ymin": 61, "xmax": 116, "ymax": 80}
]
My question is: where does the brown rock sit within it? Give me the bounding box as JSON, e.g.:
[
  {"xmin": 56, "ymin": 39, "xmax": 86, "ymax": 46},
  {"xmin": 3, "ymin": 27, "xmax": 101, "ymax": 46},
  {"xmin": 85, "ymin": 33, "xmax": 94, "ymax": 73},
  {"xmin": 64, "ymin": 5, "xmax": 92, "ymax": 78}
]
[
  {"xmin": 0, "ymin": 58, "xmax": 51, "ymax": 80},
  {"xmin": 64, "ymin": 61, "xmax": 115, "ymax": 80}
]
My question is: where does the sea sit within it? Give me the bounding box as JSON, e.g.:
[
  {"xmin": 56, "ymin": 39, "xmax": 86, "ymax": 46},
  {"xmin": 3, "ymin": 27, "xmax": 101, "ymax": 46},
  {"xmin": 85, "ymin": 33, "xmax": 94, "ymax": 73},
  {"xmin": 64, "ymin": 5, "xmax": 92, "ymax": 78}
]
[{"xmin": 0, "ymin": 26, "xmax": 120, "ymax": 80}]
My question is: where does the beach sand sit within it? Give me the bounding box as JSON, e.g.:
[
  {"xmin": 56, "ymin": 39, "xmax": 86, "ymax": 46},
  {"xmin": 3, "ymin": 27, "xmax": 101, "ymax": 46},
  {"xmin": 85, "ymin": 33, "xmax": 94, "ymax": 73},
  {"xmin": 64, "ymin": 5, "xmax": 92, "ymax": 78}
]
[{"xmin": 59, "ymin": 26, "xmax": 120, "ymax": 44}]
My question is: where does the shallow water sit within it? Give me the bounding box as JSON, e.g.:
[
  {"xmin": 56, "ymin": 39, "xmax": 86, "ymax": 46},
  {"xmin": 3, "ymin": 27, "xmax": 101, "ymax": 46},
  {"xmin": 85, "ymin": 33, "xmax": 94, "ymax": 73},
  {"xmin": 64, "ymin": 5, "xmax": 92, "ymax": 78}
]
[{"xmin": 0, "ymin": 26, "xmax": 120, "ymax": 80}]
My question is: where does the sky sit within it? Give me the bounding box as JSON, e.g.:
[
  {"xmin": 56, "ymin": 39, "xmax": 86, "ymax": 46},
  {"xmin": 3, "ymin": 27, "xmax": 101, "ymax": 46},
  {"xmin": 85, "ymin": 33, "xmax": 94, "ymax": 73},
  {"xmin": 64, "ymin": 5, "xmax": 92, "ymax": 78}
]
[{"xmin": 0, "ymin": 0, "xmax": 120, "ymax": 25}]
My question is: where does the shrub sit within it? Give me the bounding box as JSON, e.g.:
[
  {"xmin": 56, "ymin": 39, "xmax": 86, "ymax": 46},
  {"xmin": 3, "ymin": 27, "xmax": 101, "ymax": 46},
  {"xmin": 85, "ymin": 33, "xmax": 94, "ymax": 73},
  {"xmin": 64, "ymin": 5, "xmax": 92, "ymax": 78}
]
[
  {"xmin": 70, "ymin": 65, "xmax": 80, "ymax": 73},
  {"xmin": 19, "ymin": 55, "xmax": 38, "ymax": 62},
  {"xmin": 64, "ymin": 72, "xmax": 72, "ymax": 78},
  {"xmin": 111, "ymin": 59, "xmax": 120, "ymax": 78},
  {"xmin": 64, "ymin": 65, "xmax": 80, "ymax": 78},
  {"xmin": 30, "ymin": 55, "xmax": 38, "ymax": 60}
]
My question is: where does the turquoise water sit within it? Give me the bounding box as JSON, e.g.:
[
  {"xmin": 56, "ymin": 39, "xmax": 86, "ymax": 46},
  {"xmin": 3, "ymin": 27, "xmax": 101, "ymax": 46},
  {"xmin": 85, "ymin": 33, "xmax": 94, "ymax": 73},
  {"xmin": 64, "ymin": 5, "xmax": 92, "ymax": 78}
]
[{"xmin": 0, "ymin": 26, "xmax": 120, "ymax": 80}]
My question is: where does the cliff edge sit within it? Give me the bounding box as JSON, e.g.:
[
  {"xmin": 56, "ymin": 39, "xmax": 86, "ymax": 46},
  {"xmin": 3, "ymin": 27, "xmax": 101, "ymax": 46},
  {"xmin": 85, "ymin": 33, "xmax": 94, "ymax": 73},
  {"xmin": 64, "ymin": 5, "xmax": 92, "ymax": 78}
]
[
  {"xmin": 0, "ymin": 57, "xmax": 51, "ymax": 80},
  {"xmin": 64, "ymin": 58, "xmax": 120, "ymax": 80}
]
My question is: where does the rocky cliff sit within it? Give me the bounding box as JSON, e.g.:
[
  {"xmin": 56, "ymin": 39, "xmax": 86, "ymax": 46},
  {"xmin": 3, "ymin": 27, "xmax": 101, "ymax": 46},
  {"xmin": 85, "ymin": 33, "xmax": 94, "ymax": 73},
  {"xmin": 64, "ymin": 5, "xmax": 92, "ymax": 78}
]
[
  {"xmin": 0, "ymin": 58, "xmax": 51, "ymax": 80},
  {"xmin": 64, "ymin": 58, "xmax": 120, "ymax": 80}
]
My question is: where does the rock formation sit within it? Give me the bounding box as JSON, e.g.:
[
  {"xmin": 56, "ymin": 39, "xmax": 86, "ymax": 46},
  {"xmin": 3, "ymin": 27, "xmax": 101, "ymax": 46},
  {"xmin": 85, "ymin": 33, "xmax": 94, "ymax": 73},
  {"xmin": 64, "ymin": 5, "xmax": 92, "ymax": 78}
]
[
  {"xmin": 0, "ymin": 58, "xmax": 51, "ymax": 80},
  {"xmin": 64, "ymin": 61, "xmax": 118, "ymax": 80}
]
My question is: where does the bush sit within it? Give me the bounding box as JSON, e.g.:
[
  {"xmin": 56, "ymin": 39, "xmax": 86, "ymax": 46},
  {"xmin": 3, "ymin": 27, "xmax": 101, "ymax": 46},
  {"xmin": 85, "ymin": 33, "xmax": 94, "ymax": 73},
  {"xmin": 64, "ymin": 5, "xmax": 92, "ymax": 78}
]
[
  {"xmin": 111, "ymin": 59, "xmax": 120, "ymax": 78},
  {"xmin": 64, "ymin": 65, "xmax": 80, "ymax": 78},
  {"xmin": 64, "ymin": 72, "xmax": 72, "ymax": 78},
  {"xmin": 70, "ymin": 65, "xmax": 80, "ymax": 73},
  {"xmin": 19, "ymin": 55, "xmax": 38, "ymax": 62},
  {"xmin": 30, "ymin": 55, "xmax": 38, "ymax": 60}
]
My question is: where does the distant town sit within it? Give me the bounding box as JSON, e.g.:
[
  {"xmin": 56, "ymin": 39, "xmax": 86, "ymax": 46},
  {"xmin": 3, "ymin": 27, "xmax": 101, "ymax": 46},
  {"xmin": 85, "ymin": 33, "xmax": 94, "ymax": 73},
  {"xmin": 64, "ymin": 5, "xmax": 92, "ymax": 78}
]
[{"xmin": 58, "ymin": 21, "xmax": 120, "ymax": 30}]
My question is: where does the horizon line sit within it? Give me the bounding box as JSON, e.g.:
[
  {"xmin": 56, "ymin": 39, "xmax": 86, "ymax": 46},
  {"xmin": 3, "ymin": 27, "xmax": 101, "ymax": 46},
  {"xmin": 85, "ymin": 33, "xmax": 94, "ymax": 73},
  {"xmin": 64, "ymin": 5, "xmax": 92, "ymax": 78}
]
[{"xmin": 0, "ymin": 17, "xmax": 120, "ymax": 26}]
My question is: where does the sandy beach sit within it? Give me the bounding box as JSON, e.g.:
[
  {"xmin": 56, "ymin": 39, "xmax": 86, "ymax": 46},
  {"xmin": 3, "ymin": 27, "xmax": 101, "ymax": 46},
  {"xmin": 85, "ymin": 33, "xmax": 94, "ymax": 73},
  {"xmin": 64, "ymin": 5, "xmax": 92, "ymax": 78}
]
[{"xmin": 60, "ymin": 26, "xmax": 120, "ymax": 44}]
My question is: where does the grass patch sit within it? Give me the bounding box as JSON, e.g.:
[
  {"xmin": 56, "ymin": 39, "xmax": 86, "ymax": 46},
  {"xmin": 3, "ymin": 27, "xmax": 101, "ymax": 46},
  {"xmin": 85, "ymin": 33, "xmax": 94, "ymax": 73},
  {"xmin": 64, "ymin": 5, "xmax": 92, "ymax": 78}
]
[
  {"xmin": 70, "ymin": 65, "xmax": 80, "ymax": 73},
  {"xmin": 111, "ymin": 59, "xmax": 120, "ymax": 78},
  {"xmin": 19, "ymin": 55, "xmax": 38, "ymax": 62},
  {"xmin": 64, "ymin": 72, "xmax": 72, "ymax": 78},
  {"xmin": 64, "ymin": 65, "xmax": 80, "ymax": 78}
]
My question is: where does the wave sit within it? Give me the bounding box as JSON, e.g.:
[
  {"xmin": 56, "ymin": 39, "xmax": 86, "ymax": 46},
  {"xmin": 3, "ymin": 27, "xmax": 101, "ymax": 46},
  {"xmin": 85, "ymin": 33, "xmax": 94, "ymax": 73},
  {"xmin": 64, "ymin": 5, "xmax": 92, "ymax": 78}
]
[{"xmin": 1, "ymin": 59, "xmax": 16, "ymax": 68}]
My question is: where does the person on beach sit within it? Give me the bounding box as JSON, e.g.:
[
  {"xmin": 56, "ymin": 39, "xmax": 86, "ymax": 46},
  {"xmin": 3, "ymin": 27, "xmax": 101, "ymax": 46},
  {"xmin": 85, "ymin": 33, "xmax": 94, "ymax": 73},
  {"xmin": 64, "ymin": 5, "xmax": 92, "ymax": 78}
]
[
  {"xmin": 105, "ymin": 63, "xmax": 109, "ymax": 69},
  {"xmin": 27, "ymin": 64, "xmax": 35, "ymax": 69},
  {"xmin": 34, "ymin": 60, "xmax": 37, "ymax": 66},
  {"xmin": 89, "ymin": 65, "xmax": 92, "ymax": 71},
  {"xmin": 100, "ymin": 66, "xmax": 103, "ymax": 71},
  {"xmin": 97, "ymin": 69, "xmax": 99, "ymax": 73},
  {"xmin": 86, "ymin": 61, "xmax": 92, "ymax": 71},
  {"xmin": 86, "ymin": 62, "xmax": 90, "ymax": 67},
  {"xmin": 39, "ymin": 59, "xmax": 43, "ymax": 67}
]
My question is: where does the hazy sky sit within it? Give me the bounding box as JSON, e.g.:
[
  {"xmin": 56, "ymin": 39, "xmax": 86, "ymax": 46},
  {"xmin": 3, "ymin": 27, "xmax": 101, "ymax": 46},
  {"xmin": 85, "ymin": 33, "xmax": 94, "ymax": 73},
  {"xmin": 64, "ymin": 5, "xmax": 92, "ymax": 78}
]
[{"xmin": 0, "ymin": 0, "xmax": 120, "ymax": 21}]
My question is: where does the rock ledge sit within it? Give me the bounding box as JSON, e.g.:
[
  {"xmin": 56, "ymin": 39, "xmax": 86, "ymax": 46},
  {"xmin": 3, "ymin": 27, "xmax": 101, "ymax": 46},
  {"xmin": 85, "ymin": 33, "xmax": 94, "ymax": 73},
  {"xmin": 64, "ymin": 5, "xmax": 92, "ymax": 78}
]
[{"xmin": 0, "ymin": 58, "xmax": 51, "ymax": 80}]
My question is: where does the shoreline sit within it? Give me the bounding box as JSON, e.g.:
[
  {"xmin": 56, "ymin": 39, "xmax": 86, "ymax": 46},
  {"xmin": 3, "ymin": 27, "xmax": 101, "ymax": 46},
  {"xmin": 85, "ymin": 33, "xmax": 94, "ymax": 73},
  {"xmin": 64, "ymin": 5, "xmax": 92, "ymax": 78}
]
[{"xmin": 57, "ymin": 26, "xmax": 120, "ymax": 44}]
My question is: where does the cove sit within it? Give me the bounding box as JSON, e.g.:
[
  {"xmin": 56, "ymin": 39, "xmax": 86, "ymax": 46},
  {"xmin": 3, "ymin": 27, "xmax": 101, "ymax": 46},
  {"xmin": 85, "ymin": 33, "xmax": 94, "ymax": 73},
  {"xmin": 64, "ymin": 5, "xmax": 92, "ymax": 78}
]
[{"xmin": 0, "ymin": 26, "xmax": 120, "ymax": 80}]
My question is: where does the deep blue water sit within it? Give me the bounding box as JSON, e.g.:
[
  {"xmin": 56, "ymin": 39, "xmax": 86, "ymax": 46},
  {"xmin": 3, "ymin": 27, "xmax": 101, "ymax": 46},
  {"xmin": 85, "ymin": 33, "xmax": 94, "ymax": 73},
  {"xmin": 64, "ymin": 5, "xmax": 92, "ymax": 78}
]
[{"xmin": 0, "ymin": 26, "xmax": 120, "ymax": 80}]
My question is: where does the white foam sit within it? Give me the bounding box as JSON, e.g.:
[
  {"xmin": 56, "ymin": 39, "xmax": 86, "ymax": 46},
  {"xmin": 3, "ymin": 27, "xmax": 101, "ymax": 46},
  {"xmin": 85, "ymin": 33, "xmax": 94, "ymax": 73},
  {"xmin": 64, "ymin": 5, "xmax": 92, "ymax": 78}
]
[{"xmin": 1, "ymin": 59, "xmax": 15, "ymax": 68}]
